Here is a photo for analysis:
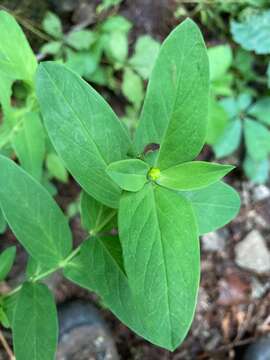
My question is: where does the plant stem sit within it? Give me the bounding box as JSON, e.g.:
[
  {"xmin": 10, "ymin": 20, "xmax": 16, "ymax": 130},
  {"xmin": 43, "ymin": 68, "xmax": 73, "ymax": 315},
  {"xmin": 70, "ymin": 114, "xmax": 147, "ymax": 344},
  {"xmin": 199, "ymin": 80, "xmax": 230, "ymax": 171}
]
[{"xmin": 0, "ymin": 329, "xmax": 15, "ymax": 360}]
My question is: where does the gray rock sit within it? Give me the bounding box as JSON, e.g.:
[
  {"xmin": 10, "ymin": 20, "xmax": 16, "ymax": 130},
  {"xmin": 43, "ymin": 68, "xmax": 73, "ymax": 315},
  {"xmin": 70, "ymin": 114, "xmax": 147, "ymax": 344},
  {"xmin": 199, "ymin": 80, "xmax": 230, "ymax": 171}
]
[
  {"xmin": 202, "ymin": 229, "xmax": 228, "ymax": 252},
  {"xmin": 244, "ymin": 337, "xmax": 270, "ymax": 360},
  {"xmin": 252, "ymin": 185, "xmax": 270, "ymax": 202},
  {"xmin": 235, "ymin": 230, "xmax": 270, "ymax": 274}
]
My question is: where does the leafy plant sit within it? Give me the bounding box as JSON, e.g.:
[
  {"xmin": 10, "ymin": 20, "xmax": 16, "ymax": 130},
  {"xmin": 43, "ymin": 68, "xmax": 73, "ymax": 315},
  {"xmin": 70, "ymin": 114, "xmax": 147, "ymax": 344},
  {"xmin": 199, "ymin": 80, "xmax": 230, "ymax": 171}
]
[
  {"xmin": 0, "ymin": 10, "xmax": 68, "ymax": 192},
  {"xmin": 210, "ymin": 94, "xmax": 270, "ymax": 183},
  {"xmin": 0, "ymin": 17, "xmax": 240, "ymax": 359}
]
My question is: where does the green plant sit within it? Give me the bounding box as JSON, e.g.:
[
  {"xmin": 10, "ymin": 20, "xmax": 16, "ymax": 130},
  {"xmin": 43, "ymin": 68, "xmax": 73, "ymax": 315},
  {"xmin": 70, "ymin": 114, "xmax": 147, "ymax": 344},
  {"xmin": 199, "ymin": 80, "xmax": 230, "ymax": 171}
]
[
  {"xmin": 0, "ymin": 17, "xmax": 240, "ymax": 359},
  {"xmin": 0, "ymin": 10, "xmax": 68, "ymax": 194},
  {"xmin": 209, "ymin": 93, "xmax": 270, "ymax": 183}
]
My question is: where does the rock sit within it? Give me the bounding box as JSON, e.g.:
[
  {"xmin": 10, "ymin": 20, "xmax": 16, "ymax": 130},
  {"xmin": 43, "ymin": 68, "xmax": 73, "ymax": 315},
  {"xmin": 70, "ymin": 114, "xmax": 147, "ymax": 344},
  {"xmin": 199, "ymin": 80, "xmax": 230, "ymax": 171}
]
[
  {"xmin": 235, "ymin": 230, "xmax": 270, "ymax": 274},
  {"xmin": 201, "ymin": 229, "xmax": 228, "ymax": 252},
  {"xmin": 252, "ymin": 185, "xmax": 270, "ymax": 202},
  {"xmin": 244, "ymin": 337, "xmax": 270, "ymax": 360},
  {"xmin": 57, "ymin": 300, "xmax": 119, "ymax": 360},
  {"xmin": 251, "ymin": 277, "xmax": 270, "ymax": 299}
]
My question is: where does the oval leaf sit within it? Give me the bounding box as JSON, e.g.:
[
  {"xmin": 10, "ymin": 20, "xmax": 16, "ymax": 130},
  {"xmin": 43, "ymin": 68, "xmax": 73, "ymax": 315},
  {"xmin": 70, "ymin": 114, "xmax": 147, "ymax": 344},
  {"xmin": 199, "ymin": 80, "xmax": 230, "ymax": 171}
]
[
  {"xmin": 119, "ymin": 184, "xmax": 199, "ymax": 350},
  {"xmin": 182, "ymin": 181, "xmax": 240, "ymax": 235},
  {"xmin": 0, "ymin": 156, "xmax": 72, "ymax": 267},
  {"xmin": 157, "ymin": 161, "xmax": 234, "ymax": 191},
  {"xmin": 36, "ymin": 62, "xmax": 131, "ymax": 208},
  {"xmin": 135, "ymin": 19, "xmax": 209, "ymax": 169},
  {"xmin": 13, "ymin": 283, "xmax": 58, "ymax": 360},
  {"xmin": 106, "ymin": 159, "xmax": 149, "ymax": 192}
]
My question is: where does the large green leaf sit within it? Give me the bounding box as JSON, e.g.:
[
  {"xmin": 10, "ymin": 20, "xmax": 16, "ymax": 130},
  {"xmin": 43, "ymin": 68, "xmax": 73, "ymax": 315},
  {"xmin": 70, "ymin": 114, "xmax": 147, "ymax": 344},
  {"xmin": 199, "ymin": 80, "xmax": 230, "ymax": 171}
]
[
  {"xmin": 36, "ymin": 62, "xmax": 132, "ymax": 208},
  {"xmin": 0, "ymin": 11, "xmax": 37, "ymax": 82},
  {"xmin": 0, "ymin": 156, "xmax": 72, "ymax": 267},
  {"xmin": 231, "ymin": 10, "xmax": 270, "ymax": 54},
  {"xmin": 119, "ymin": 184, "xmax": 199, "ymax": 350},
  {"xmin": 64, "ymin": 237, "xmax": 145, "ymax": 340},
  {"xmin": 0, "ymin": 207, "xmax": 6, "ymax": 234},
  {"xmin": 13, "ymin": 283, "xmax": 58, "ymax": 360},
  {"xmin": 80, "ymin": 191, "xmax": 116, "ymax": 234},
  {"xmin": 183, "ymin": 181, "xmax": 240, "ymax": 235},
  {"xmin": 106, "ymin": 159, "xmax": 150, "ymax": 192},
  {"xmin": 135, "ymin": 19, "xmax": 209, "ymax": 169},
  {"xmin": 12, "ymin": 112, "xmax": 45, "ymax": 181},
  {"xmin": 0, "ymin": 246, "xmax": 16, "ymax": 281},
  {"xmin": 243, "ymin": 118, "xmax": 270, "ymax": 161},
  {"xmin": 157, "ymin": 161, "xmax": 234, "ymax": 191},
  {"xmin": 0, "ymin": 73, "xmax": 13, "ymax": 116}
]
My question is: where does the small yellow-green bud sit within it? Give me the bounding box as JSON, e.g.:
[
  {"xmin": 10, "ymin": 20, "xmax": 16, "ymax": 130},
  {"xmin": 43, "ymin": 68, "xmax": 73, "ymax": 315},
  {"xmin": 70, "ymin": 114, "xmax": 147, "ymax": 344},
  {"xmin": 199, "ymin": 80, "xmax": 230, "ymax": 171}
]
[{"xmin": 148, "ymin": 167, "xmax": 160, "ymax": 181}]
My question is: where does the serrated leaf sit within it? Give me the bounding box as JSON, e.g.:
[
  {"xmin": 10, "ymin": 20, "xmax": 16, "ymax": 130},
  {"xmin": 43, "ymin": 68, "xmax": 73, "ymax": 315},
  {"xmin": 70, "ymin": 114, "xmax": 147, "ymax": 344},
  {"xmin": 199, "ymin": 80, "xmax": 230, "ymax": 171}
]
[
  {"xmin": 36, "ymin": 62, "xmax": 132, "ymax": 208},
  {"xmin": 213, "ymin": 119, "xmax": 242, "ymax": 158},
  {"xmin": 119, "ymin": 183, "xmax": 199, "ymax": 350},
  {"xmin": 42, "ymin": 11, "xmax": 62, "ymax": 39},
  {"xmin": 208, "ymin": 44, "xmax": 232, "ymax": 81},
  {"xmin": 12, "ymin": 112, "xmax": 45, "ymax": 181},
  {"xmin": 231, "ymin": 10, "xmax": 270, "ymax": 54},
  {"xmin": 243, "ymin": 156, "xmax": 269, "ymax": 184},
  {"xmin": 182, "ymin": 181, "xmax": 240, "ymax": 235},
  {"xmin": 105, "ymin": 31, "xmax": 129, "ymax": 64},
  {"xmin": 0, "ymin": 156, "xmax": 72, "ymax": 267},
  {"xmin": 0, "ymin": 246, "xmax": 16, "ymax": 281},
  {"xmin": 129, "ymin": 35, "xmax": 160, "ymax": 79},
  {"xmin": 65, "ymin": 30, "xmax": 96, "ymax": 50},
  {"xmin": 46, "ymin": 153, "xmax": 68, "ymax": 183},
  {"xmin": 80, "ymin": 191, "xmax": 116, "ymax": 233},
  {"xmin": 157, "ymin": 161, "xmax": 234, "ymax": 191},
  {"xmin": 244, "ymin": 118, "xmax": 270, "ymax": 161},
  {"xmin": 135, "ymin": 19, "xmax": 209, "ymax": 170},
  {"xmin": 122, "ymin": 67, "xmax": 144, "ymax": 110},
  {"xmin": 13, "ymin": 283, "xmax": 58, "ymax": 360},
  {"xmin": 206, "ymin": 97, "xmax": 229, "ymax": 145},
  {"xmin": 107, "ymin": 159, "xmax": 149, "ymax": 192},
  {"xmin": 0, "ymin": 11, "xmax": 37, "ymax": 82},
  {"xmin": 248, "ymin": 97, "xmax": 270, "ymax": 125}
]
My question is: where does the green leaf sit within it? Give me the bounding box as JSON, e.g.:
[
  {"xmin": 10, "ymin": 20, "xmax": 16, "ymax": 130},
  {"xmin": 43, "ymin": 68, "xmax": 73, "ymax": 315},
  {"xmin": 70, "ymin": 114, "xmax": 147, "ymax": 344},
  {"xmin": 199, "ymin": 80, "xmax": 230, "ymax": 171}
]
[
  {"xmin": 157, "ymin": 161, "xmax": 234, "ymax": 191},
  {"xmin": 65, "ymin": 30, "xmax": 96, "ymax": 50},
  {"xmin": 182, "ymin": 181, "xmax": 240, "ymax": 235},
  {"xmin": 206, "ymin": 98, "xmax": 229, "ymax": 145},
  {"xmin": 40, "ymin": 41, "xmax": 62, "ymax": 55},
  {"xmin": 42, "ymin": 11, "xmax": 62, "ymax": 39},
  {"xmin": 36, "ymin": 62, "xmax": 132, "ymax": 208},
  {"xmin": 129, "ymin": 35, "xmax": 160, "ymax": 79},
  {"xmin": 97, "ymin": 0, "xmax": 123, "ymax": 12},
  {"xmin": 80, "ymin": 191, "xmax": 116, "ymax": 234},
  {"xmin": 46, "ymin": 153, "xmax": 68, "ymax": 183},
  {"xmin": 244, "ymin": 118, "xmax": 270, "ymax": 161},
  {"xmin": 0, "ymin": 246, "xmax": 16, "ymax": 281},
  {"xmin": 208, "ymin": 44, "xmax": 232, "ymax": 81},
  {"xmin": 135, "ymin": 19, "xmax": 209, "ymax": 169},
  {"xmin": 231, "ymin": 10, "xmax": 270, "ymax": 54},
  {"xmin": 105, "ymin": 31, "xmax": 129, "ymax": 64},
  {"xmin": 12, "ymin": 112, "xmax": 45, "ymax": 181},
  {"xmin": 101, "ymin": 15, "xmax": 132, "ymax": 33},
  {"xmin": 119, "ymin": 184, "xmax": 199, "ymax": 350},
  {"xmin": 13, "ymin": 282, "xmax": 58, "ymax": 360},
  {"xmin": 65, "ymin": 49, "xmax": 98, "ymax": 78},
  {"xmin": 64, "ymin": 237, "xmax": 144, "ymax": 340},
  {"xmin": 243, "ymin": 156, "xmax": 269, "ymax": 184},
  {"xmin": 0, "ymin": 11, "xmax": 37, "ymax": 82},
  {"xmin": 213, "ymin": 119, "xmax": 242, "ymax": 158},
  {"xmin": 122, "ymin": 67, "xmax": 144, "ymax": 110},
  {"xmin": 0, "ymin": 156, "xmax": 72, "ymax": 267},
  {"xmin": 0, "ymin": 207, "xmax": 7, "ymax": 234},
  {"xmin": 248, "ymin": 97, "xmax": 270, "ymax": 125},
  {"xmin": 0, "ymin": 73, "xmax": 13, "ymax": 116},
  {"xmin": 106, "ymin": 159, "xmax": 150, "ymax": 192}
]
